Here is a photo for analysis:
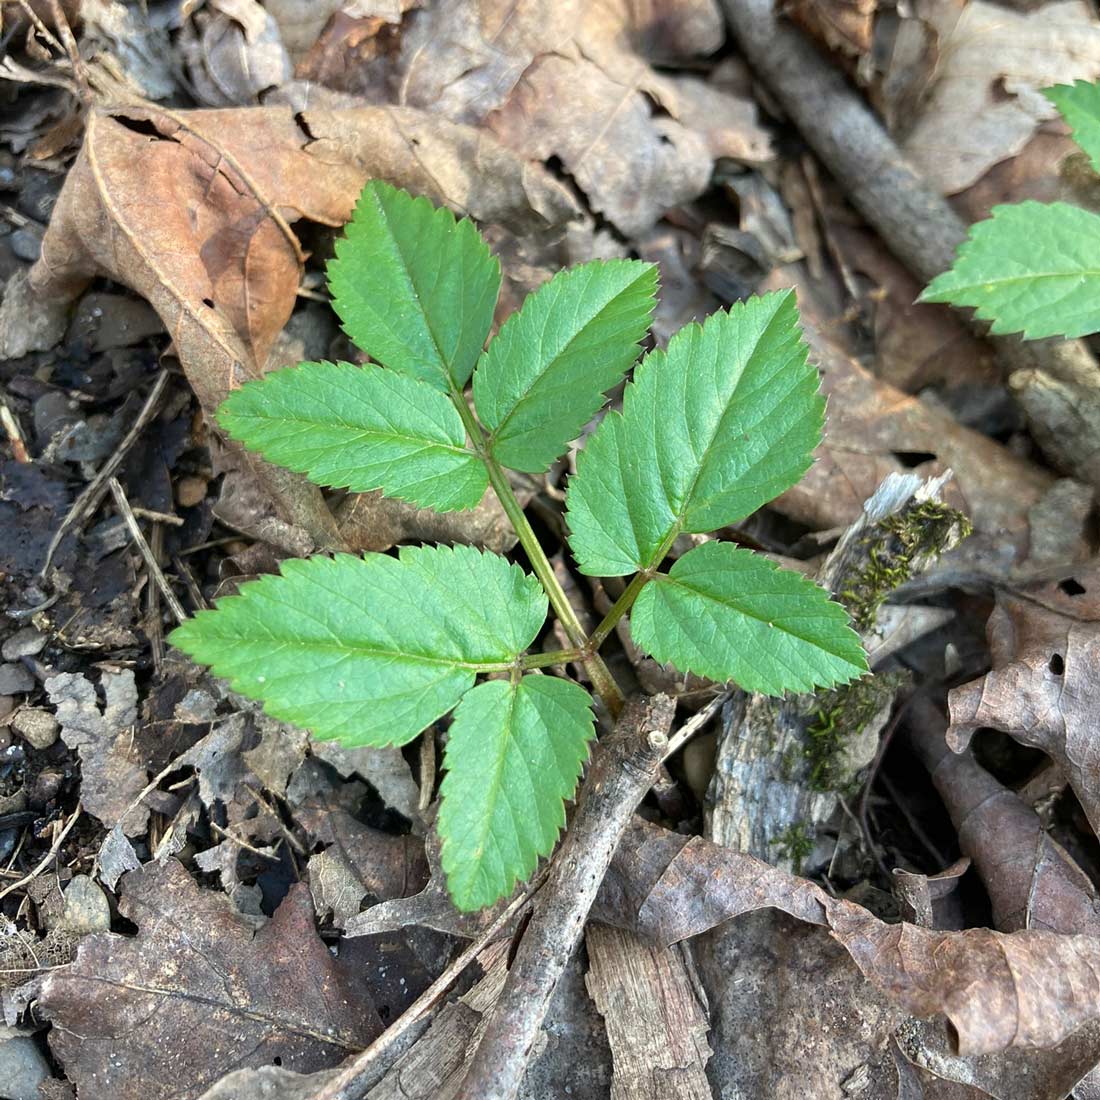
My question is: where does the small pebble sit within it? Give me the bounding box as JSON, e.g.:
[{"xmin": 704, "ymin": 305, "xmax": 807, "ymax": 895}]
[
  {"xmin": 2, "ymin": 627, "xmax": 46, "ymax": 662},
  {"xmin": 12, "ymin": 708, "xmax": 59, "ymax": 750},
  {"xmin": 0, "ymin": 695, "xmax": 14, "ymax": 723},
  {"xmin": 61, "ymin": 875, "xmax": 112, "ymax": 934},
  {"xmin": 0, "ymin": 663, "xmax": 34, "ymax": 695},
  {"xmin": 29, "ymin": 769, "xmax": 62, "ymax": 808},
  {"xmin": 176, "ymin": 475, "xmax": 209, "ymax": 508},
  {"xmin": 9, "ymin": 228, "xmax": 41, "ymax": 263},
  {"xmin": 0, "ymin": 1033, "xmax": 51, "ymax": 1100}
]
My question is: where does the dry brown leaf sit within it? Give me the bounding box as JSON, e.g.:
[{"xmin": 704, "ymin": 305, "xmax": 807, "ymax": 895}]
[
  {"xmin": 899, "ymin": 0, "xmax": 1100, "ymax": 194},
  {"xmin": 40, "ymin": 860, "xmax": 382, "ymax": 1100},
  {"xmin": 947, "ymin": 564, "xmax": 1100, "ymax": 840},
  {"xmin": 370, "ymin": 0, "xmax": 764, "ymax": 234},
  {"xmin": 597, "ymin": 818, "xmax": 1100, "ymax": 1057},
  {"xmin": 45, "ymin": 669, "xmax": 148, "ymax": 837},
  {"xmin": 181, "ymin": 0, "xmax": 293, "ymax": 107},
  {"xmin": 911, "ymin": 697, "xmax": 1100, "ymax": 936},
  {"xmin": 486, "ymin": 54, "xmax": 711, "ymax": 237},
  {"xmin": 298, "ymin": 804, "xmax": 428, "ymax": 928},
  {"xmin": 785, "ymin": 0, "xmax": 876, "ymax": 59},
  {"xmin": 267, "ymin": 0, "xmax": 410, "ymax": 61}
]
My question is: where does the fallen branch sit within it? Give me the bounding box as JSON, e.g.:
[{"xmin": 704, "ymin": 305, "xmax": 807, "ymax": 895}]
[{"xmin": 453, "ymin": 693, "xmax": 676, "ymax": 1100}]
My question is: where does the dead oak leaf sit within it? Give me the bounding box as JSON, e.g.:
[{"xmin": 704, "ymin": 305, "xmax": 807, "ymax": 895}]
[
  {"xmin": 947, "ymin": 566, "xmax": 1100, "ymax": 840},
  {"xmin": 597, "ymin": 818, "xmax": 1100, "ymax": 1057},
  {"xmin": 40, "ymin": 860, "xmax": 382, "ymax": 1100}
]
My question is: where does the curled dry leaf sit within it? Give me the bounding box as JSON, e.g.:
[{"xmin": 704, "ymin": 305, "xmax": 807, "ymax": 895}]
[
  {"xmin": 786, "ymin": 0, "xmax": 876, "ymax": 59},
  {"xmin": 40, "ymin": 860, "xmax": 383, "ymax": 1100},
  {"xmin": 596, "ymin": 818, "xmax": 1100, "ymax": 1058},
  {"xmin": 180, "ymin": 0, "xmax": 293, "ymax": 107},
  {"xmin": 2, "ymin": 101, "xmax": 579, "ymax": 551},
  {"xmin": 947, "ymin": 564, "xmax": 1100, "ymax": 840},
  {"xmin": 911, "ymin": 696, "xmax": 1100, "ymax": 936}
]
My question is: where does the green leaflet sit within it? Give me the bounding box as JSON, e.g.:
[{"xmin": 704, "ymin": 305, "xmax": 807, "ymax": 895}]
[
  {"xmin": 169, "ymin": 546, "xmax": 546, "ymax": 747},
  {"xmin": 473, "ymin": 260, "xmax": 657, "ymax": 473},
  {"xmin": 921, "ymin": 202, "xmax": 1100, "ymax": 340},
  {"xmin": 438, "ymin": 675, "xmax": 594, "ymax": 910},
  {"xmin": 327, "ymin": 180, "xmax": 501, "ymax": 391},
  {"xmin": 566, "ymin": 291, "xmax": 823, "ymax": 576},
  {"xmin": 630, "ymin": 542, "xmax": 867, "ymax": 696},
  {"xmin": 1045, "ymin": 80, "xmax": 1100, "ymax": 174},
  {"xmin": 218, "ymin": 361, "xmax": 487, "ymax": 511}
]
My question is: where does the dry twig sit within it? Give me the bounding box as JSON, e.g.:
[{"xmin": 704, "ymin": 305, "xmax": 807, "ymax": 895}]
[{"xmin": 453, "ymin": 693, "xmax": 676, "ymax": 1100}]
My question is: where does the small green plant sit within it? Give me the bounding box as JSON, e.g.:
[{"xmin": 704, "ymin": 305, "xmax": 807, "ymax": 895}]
[
  {"xmin": 170, "ymin": 181, "xmax": 867, "ymax": 911},
  {"xmin": 922, "ymin": 79, "xmax": 1100, "ymax": 338}
]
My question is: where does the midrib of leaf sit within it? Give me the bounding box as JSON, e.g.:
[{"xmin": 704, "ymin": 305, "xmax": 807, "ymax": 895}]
[
  {"xmin": 375, "ymin": 196, "xmax": 466, "ymax": 393},
  {"xmin": 657, "ymin": 572, "xmax": 856, "ymax": 658},
  {"xmin": 73, "ymin": 974, "xmax": 362, "ymax": 1050},
  {"xmin": 227, "ymin": 589, "xmax": 514, "ymax": 672},
  {"xmin": 639, "ymin": 300, "xmax": 794, "ymax": 571},
  {"xmin": 252, "ymin": 419, "xmax": 470, "ymax": 459},
  {"xmin": 485, "ymin": 275, "xmax": 644, "ymax": 448},
  {"xmin": 467, "ymin": 683, "xmax": 520, "ymax": 868},
  {"xmin": 946, "ymin": 268, "xmax": 1100, "ymax": 287}
]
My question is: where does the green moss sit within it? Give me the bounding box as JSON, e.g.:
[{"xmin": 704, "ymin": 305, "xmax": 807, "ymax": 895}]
[
  {"xmin": 804, "ymin": 674, "xmax": 904, "ymax": 793},
  {"xmin": 773, "ymin": 822, "xmax": 814, "ymax": 874},
  {"xmin": 841, "ymin": 498, "xmax": 971, "ymax": 630}
]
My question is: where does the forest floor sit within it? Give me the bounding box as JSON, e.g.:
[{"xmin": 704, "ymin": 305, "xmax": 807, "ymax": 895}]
[{"xmin": 2, "ymin": 2, "xmax": 1100, "ymax": 1099}]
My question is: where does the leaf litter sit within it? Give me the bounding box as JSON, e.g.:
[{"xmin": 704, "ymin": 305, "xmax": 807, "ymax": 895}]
[{"xmin": 2, "ymin": 1, "xmax": 1100, "ymax": 1098}]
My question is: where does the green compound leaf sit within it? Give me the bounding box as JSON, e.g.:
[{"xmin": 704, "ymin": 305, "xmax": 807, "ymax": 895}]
[
  {"xmin": 473, "ymin": 260, "xmax": 657, "ymax": 473},
  {"xmin": 327, "ymin": 180, "xmax": 501, "ymax": 390},
  {"xmin": 631, "ymin": 542, "xmax": 867, "ymax": 696},
  {"xmin": 439, "ymin": 675, "xmax": 594, "ymax": 910},
  {"xmin": 1045, "ymin": 80, "xmax": 1100, "ymax": 173},
  {"xmin": 218, "ymin": 361, "xmax": 487, "ymax": 512},
  {"xmin": 566, "ymin": 290, "xmax": 823, "ymax": 576},
  {"xmin": 169, "ymin": 546, "xmax": 546, "ymax": 748},
  {"xmin": 921, "ymin": 202, "xmax": 1100, "ymax": 340}
]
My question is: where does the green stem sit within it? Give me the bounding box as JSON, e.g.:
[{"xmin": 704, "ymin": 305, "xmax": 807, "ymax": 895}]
[
  {"xmin": 586, "ymin": 526, "xmax": 683, "ymax": 652},
  {"xmin": 521, "ymin": 648, "xmax": 585, "ymax": 670},
  {"xmin": 587, "ymin": 571, "xmax": 651, "ymax": 652},
  {"xmin": 450, "ymin": 388, "xmax": 625, "ymax": 716}
]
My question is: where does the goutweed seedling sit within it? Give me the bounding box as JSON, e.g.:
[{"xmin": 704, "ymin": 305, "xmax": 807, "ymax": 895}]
[
  {"xmin": 923, "ymin": 79, "xmax": 1100, "ymax": 338},
  {"xmin": 171, "ymin": 181, "xmax": 868, "ymax": 911}
]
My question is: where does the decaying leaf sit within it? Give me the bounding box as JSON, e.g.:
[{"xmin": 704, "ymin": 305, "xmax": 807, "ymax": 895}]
[
  {"xmin": 911, "ymin": 697, "xmax": 1100, "ymax": 936},
  {"xmin": 358, "ymin": 0, "xmax": 767, "ymax": 235},
  {"xmin": 40, "ymin": 860, "xmax": 383, "ymax": 1100},
  {"xmin": 180, "ymin": 0, "xmax": 293, "ymax": 107},
  {"xmin": 298, "ymin": 804, "xmax": 428, "ymax": 928},
  {"xmin": 899, "ymin": 0, "xmax": 1100, "ymax": 194},
  {"xmin": 947, "ymin": 564, "xmax": 1100, "ymax": 840},
  {"xmin": 596, "ymin": 818, "xmax": 1100, "ymax": 1057},
  {"xmin": 786, "ymin": 0, "xmax": 876, "ymax": 60},
  {"xmin": 46, "ymin": 669, "xmax": 148, "ymax": 836}
]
